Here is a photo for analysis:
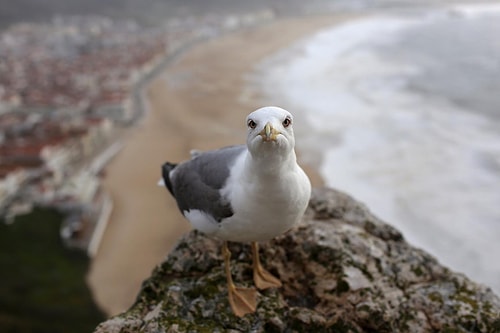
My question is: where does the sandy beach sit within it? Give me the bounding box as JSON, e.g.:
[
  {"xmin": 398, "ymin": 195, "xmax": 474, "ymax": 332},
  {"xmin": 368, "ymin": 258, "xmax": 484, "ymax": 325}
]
[{"xmin": 87, "ymin": 14, "xmax": 351, "ymax": 316}]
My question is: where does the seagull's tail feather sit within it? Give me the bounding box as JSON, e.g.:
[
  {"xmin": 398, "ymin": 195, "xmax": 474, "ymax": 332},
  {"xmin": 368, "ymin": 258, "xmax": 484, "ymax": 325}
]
[{"xmin": 161, "ymin": 162, "xmax": 177, "ymax": 196}]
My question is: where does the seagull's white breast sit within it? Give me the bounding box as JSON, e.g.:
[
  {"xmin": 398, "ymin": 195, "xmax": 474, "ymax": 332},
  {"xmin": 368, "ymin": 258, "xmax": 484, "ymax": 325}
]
[{"xmin": 216, "ymin": 151, "xmax": 311, "ymax": 242}]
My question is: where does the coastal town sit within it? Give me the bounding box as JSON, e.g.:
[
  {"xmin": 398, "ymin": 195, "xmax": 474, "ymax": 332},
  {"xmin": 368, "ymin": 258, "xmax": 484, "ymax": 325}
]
[{"xmin": 0, "ymin": 11, "xmax": 274, "ymax": 254}]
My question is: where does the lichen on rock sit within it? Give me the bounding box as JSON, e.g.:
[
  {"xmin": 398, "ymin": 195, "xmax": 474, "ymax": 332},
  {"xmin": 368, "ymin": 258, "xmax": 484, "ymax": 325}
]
[{"xmin": 94, "ymin": 188, "xmax": 500, "ymax": 333}]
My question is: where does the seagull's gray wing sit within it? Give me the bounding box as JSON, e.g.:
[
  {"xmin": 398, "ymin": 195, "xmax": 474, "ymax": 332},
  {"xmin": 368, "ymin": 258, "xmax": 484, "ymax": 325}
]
[{"xmin": 162, "ymin": 145, "xmax": 246, "ymax": 222}]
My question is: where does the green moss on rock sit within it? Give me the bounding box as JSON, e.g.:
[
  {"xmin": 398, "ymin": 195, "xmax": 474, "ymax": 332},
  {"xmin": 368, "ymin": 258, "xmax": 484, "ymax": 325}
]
[{"xmin": 94, "ymin": 188, "xmax": 500, "ymax": 333}]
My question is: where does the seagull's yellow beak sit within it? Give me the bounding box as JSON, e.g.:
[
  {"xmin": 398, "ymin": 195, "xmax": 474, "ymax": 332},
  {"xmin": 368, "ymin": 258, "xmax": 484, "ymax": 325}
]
[{"xmin": 259, "ymin": 123, "xmax": 280, "ymax": 142}]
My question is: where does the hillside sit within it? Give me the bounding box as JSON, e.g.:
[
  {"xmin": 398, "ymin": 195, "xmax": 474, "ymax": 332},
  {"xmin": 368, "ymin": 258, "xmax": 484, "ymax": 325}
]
[{"xmin": 0, "ymin": 0, "xmax": 298, "ymax": 29}]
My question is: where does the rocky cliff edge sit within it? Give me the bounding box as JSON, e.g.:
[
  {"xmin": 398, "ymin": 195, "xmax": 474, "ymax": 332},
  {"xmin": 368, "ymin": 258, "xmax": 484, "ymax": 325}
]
[{"xmin": 94, "ymin": 188, "xmax": 500, "ymax": 333}]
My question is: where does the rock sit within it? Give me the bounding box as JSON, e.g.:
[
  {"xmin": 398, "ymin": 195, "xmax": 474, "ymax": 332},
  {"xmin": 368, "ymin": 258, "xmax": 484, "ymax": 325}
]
[{"xmin": 94, "ymin": 188, "xmax": 500, "ymax": 333}]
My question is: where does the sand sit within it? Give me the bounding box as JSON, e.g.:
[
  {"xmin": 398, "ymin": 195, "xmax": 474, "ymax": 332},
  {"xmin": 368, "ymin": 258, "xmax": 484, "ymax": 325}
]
[{"xmin": 87, "ymin": 14, "xmax": 353, "ymax": 316}]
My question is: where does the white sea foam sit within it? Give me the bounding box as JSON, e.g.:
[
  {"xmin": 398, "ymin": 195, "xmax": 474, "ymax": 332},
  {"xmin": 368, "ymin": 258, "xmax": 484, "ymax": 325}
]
[
  {"xmin": 250, "ymin": 11, "xmax": 500, "ymax": 293},
  {"xmin": 450, "ymin": 3, "xmax": 500, "ymax": 17}
]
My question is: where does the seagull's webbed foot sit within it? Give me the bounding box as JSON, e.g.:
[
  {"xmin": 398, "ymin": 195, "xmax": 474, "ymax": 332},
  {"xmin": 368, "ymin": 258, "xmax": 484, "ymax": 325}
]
[
  {"xmin": 223, "ymin": 241, "xmax": 257, "ymax": 317},
  {"xmin": 227, "ymin": 285, "xmax": 257, "ymax": 317},
  {"xmin": 252, "ymin": 242, "xmax": 283, "ymax": 290}
]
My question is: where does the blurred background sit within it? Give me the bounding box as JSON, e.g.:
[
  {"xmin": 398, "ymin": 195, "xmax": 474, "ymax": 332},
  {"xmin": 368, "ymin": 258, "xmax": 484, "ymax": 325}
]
[{"xmin": 1, "ymin": 0, "xmax": 499, "ymax": 332}]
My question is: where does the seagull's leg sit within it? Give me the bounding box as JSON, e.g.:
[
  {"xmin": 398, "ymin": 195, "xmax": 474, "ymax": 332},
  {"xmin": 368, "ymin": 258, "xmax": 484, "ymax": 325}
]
[
  {"xmin": 222, "ymin": 241, "xmax": 257, "ymax": 317},
  {"xmin": 252, "ymin": 242, "xmax": 282, "ymax": 289}
]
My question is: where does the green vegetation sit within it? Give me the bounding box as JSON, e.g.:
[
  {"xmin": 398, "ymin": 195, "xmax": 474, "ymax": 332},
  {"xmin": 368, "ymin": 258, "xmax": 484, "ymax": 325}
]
[{"xmin": 0, "ymin": 208, "xmax": 104, "ymax": 333}]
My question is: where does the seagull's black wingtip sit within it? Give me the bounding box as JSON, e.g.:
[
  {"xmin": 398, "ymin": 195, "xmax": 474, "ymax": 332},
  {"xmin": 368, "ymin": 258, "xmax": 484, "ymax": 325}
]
[{"xmin": 161, "ymin": 162, "xmax": 177, "ymax": 196}]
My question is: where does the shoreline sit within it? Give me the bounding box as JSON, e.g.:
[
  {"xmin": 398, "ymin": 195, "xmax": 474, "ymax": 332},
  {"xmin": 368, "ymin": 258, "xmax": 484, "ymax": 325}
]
[{"xmin": 87, "ymin": 14, "xmax": 352, "ymax": 316}]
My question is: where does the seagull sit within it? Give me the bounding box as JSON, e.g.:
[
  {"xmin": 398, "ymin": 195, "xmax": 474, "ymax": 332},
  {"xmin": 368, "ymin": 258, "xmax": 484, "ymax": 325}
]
[{"xmin": 160, "ymin": 106, "xmax": 311, "ymax": 317}]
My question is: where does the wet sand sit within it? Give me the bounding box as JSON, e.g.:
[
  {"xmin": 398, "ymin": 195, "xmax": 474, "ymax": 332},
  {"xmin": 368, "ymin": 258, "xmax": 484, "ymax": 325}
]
[{"xmin": 87, "ymin": 14, "xmax": 352, "ymax": 316}]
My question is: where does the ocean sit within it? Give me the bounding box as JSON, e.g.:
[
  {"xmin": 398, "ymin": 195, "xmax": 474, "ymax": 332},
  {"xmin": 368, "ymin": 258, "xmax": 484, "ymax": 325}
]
[{"xmin": 251, "ymin": 3, "xmax": 500, "ymax": 294}]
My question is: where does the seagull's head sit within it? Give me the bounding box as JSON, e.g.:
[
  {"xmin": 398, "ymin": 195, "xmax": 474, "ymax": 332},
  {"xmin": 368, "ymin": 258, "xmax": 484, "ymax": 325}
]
[{"xmin": 246, "ymin": 106, "xmax": 295, "ymax": 157}]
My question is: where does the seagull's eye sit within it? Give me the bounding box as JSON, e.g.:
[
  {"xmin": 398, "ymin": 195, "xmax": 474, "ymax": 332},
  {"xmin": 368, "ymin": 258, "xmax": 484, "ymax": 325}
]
[
  {"xmin": 247, "ymin": 119, "xmax": 257, "ymax": 129},
  {"xmin": 282, "ymin": 117, "xmax": 292, "ymax": 128}
]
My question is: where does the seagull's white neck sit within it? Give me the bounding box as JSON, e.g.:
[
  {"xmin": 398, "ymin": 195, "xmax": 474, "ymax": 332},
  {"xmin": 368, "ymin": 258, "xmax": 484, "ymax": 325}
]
[{"xmin": 245, "ymin": 147, "xmax": 297, "ymax": 177}]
